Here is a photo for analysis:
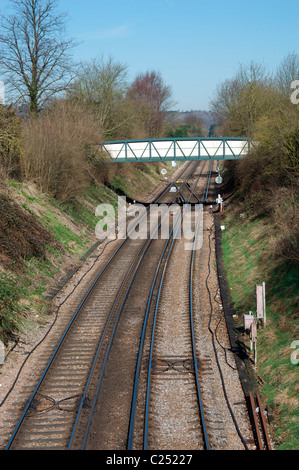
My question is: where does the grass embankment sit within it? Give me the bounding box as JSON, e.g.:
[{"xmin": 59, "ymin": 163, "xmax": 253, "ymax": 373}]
[
  {"xmin": 220, "ymin": 206, "xmax": 299, "ymax": 450},
  {"xmin": 0, "ymin": 161, "xmax": 177, "ymax": 345}
]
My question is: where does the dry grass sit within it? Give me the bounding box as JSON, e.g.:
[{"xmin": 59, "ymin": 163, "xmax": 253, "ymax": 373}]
[
  {"xmin": 275, "ymin": 389, "xmax": 298, "ymax": 411},
  {"xmin": 0, "ymin": 191, "xmax": 57, "ymax": 269},
  {"xmin": 262, "ymin": 326, "xmax": 278, "ymax": 343}
]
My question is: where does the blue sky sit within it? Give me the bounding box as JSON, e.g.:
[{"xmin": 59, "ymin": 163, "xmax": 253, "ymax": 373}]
[{"xmin": 1, "ymin": 0, "xmax": 298, "ymax": 110}]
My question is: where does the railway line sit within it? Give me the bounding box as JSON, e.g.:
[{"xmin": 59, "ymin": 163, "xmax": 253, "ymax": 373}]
[
  {"xmin": 0, "ymin": 160, "xmax": 270, "ymax": 451},
  {"xmin": 248, "ymin": 392, "xmax": 272, "ymax": 450},
  {"xmin": 127, "ymin": 162, "xmax": 211, "ymax": 451}
]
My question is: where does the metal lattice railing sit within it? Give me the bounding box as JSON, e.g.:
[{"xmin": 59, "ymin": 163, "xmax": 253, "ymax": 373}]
[{"xmin": 101, "ymin": 137, "xmax": 254, "ymax": 162}]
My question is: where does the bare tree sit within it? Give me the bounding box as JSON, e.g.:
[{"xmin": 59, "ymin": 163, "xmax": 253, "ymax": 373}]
[
  {"xmin": 67, "ymin": 56, "xmax": 129, "ymax": 139},
  {"xmin": 0, "ymin": 0, "xmax": 76, "ymax": 113},
  {"xmin": 276, "ymin": 52, "xmax": 299, "ymax": 99},
  {"xmin": 127, "ymin": 70, "xmax": 173, "ymax": 137}
]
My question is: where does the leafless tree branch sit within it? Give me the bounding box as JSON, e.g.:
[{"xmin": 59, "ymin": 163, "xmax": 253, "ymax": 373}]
[{"xmin": 0, "ymin": 0, "xmax": 77, "ymax": 112}]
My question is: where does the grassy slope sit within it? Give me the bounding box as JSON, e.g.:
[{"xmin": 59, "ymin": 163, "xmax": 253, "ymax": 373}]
[
  {"xmin": 0, "ymin": 161, "xmax": 178, "ymax": 344},
  {"xmin": 220, "ymin": 206, "xmax": 299, "ymax": 450}
]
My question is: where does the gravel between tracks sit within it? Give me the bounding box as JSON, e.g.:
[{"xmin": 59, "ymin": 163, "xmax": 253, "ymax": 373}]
[
  {"xmin": 145, "ymin": 206, "xmax": 254, "ymax": 450},
  {"xmin": 0, "ymin": 163, "xmax": 255, "ymax": 450},
  {"xmin": 0, "ymin": 163, "xmax": 188, "ymax": 449}
]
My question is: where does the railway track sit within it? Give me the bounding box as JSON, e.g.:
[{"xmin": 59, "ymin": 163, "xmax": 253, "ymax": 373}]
[
  {"xmin": 1, "ymin": 159, "xmax": 268, "ymax": 451},
  {"xmin": 248, "ymin": 392, "xmax": 272, "ymax": 450},
  {"xmin": 126, "ymin": 161, "xmax": 213, "ymax": 450},
  {"xmin": 68, "ymin": 161, "xmax": 209, "ymax": 450},
  {"xmin": 3, "ymin": 161, "xmax": 202, "ymax": 450}
]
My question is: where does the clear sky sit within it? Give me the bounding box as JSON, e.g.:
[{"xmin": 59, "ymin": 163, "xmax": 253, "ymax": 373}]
[{"xmin": 1, "ymin": 0, "xmax": 298, "ymax": 111}]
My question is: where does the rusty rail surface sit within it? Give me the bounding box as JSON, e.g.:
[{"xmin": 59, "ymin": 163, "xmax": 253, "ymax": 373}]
[{"xmin": 248, "ymin": 391, "xmax": 272, "ymax": 450}]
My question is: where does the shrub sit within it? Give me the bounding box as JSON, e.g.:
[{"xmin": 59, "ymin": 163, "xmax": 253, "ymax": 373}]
[
  {"xmin": 0, "ymin": 193, "xmax": 57, "ymax": 268},
  {"xmin": 21, "ymin": 100, "xmax": 104, "ymax": 201},
  {"xmin": 225, "ymin": 114, "xmax": 299, "ymax": 264},
  {"xmin": 0, "ymin": 271, "xmax": 24, "ymax": 342},
  {"xmin": 0, "ymin": 105, "xmax": 22, "ymax": 179}
]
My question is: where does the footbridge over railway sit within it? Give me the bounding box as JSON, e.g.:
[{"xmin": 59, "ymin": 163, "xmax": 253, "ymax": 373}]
[{"xmin": 101, "ymin": 137, "xmax": 253, "ymax": 163}]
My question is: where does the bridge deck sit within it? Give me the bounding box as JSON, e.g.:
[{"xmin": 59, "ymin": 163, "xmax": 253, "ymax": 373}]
[{"xmin": 101, "ymin": 137, "xmax": 252, "ymax": 162}]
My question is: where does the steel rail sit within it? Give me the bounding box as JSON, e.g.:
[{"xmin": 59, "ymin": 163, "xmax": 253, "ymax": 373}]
[
  {"xmin": 256, "ymin": 394, "xmax": 272, "ymax": 450},
  {"xmin": 125, "ymin": 178, "xmax": 202, "ymax": 448},
  {"xmin": 127, "ymin": 161, "xmax": 207, "ymax": 449},
  {"xmin": 202, "ymin": 160, "xmax": 213, "ymax": 202},
  {"xmin": 189, "ymin": 196, "xmax": 209, "ymax": 449},
  {"xmin": 70, "ymin": 162, "xmax": 200, "ymax": 449},
  {"xmin": 249, "ymin": 391, "xmax": 263, "ymax": 450},
  {"xmin": 0, "ymin": 162, "xmax": 193, "ymax": 412},
  {"xmin": 69, "ymin": 235, "xmax": 153, "ymax": 449},
  {"xmin": 127, "ymin": 161, "xmax": 212, "ymax": 450},
  {"xmin": 249, "ymin": 392, "xmax": 272, "ymax": 450},
  {"xmin": 190, "ymin": 161, "xmax": 215, "ymax": 449},
  {"xmin": 144, "ymin": 161, "xmax": 212, "ymax": 450},
  {"xmin": 5, "ymin": 162, "xmax": 195, "ymax": 450},
  {"xmin": 80, "ymin": 237, "xmax": 155, "ymax": 449}
]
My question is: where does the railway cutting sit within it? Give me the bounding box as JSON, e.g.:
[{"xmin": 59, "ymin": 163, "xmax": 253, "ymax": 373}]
[{"xmin": 0, "ymin": 161, "xmax": 270, "ymax": 451}]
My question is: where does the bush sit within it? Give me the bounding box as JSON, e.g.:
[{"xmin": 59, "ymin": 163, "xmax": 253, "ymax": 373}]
[
  {"xmin": 224, "ymin": 114, "xmax": 299, "ymax": 264},
  {"xmin": 0, "ymin": 193, "xmax": 57, "ymax": 268},
  {"xmin": 21, "ymin": 100, "xmax": 104, "ymax": 201},
  {"xmin": 0, "ymin": 271, "xmax": 24, "ymax": 342},
  {"xmin": 0, "ymin": 105, "xmax": 22, "ymax": 179}
]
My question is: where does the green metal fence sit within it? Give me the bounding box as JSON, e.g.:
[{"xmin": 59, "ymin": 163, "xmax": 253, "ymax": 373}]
[{"xmin": 101, "ymin": 137, "xmax": 253, "ymax": 162}]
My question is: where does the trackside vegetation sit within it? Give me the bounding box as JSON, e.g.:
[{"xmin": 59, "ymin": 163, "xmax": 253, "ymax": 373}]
[
  {"xmin": 212, "ymin": 58, "xmax": 299, "ymax": 449},
  {"xmin": 0, "ymin": 0, "xmax": 298, "ymax": 450}
]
